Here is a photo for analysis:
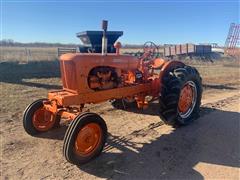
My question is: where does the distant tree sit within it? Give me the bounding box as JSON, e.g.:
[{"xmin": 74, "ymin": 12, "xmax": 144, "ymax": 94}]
[
  {"xmin": 0, "ymin": 39, "xmax": 15, "ymax": 46},
  {"xmin": 0, "ymin": 39, "xmax": 79, "ymax": 47}
]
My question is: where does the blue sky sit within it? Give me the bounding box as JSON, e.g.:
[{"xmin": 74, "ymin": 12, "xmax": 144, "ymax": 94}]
[{"xmin": 1, "ymin": 0, "xmax": 239, "ymax": 45}]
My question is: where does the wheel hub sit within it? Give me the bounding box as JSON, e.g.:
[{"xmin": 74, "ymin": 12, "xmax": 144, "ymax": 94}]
[
  {"xmin": 75, "ymin": 123, "xmax": 102, "ymax": 156},
  {"xmin": 32, "ymin": 108, "xmax": 55, "ymax": 131},
  {"xmin": 178, "ymin": 81, "xmax": 197, "ymax": 118}
]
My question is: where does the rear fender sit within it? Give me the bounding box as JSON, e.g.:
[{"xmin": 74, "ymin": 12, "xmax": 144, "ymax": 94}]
[{"xmin": 159, "ymin": 60, "xmax": 185, "ymax": 92}]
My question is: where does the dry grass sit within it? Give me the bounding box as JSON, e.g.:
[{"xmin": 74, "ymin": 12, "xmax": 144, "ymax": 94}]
[
  {"xmin": 182, "ymin": 59, "xmax": 240, "ymax": 85},
  {"xmin": 196, "ymin": 65, "xmax": 239, "ymax": 85},
  {"xmin": 0, "ymin": 60, "xmax": 61, "ymax": 114},
  {"xmin": 1, "ymin": 47, "xmax": 58, "ymax": 62}
]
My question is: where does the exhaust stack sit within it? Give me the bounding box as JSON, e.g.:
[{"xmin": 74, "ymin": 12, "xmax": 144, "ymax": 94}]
[{"xmin": 101, "ymin": 20, "xmax": 108, "ymax": 55}]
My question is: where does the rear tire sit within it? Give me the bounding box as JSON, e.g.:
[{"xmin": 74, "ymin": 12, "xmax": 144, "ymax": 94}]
[
  {"xmin": 159, "ymin": 65, "xmax": 202, "ymax": 125},
  {"xmin": 63, "ymin": 112, "xmax": 107, "ymax": 165},
  {"xmin": 23, "ymin": 99, "xmax": 60, "ymax": 136}
]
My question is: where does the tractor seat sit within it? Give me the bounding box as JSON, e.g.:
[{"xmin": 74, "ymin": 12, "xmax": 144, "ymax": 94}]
[{"xmin": 151, "ymin": 58, "xmax": 165, "ymax": 69}]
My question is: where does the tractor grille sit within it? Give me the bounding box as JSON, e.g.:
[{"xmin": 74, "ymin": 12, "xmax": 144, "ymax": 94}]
[{"xmin": 60, "ymin": 60, "xmax": 77, "ymax": 91}]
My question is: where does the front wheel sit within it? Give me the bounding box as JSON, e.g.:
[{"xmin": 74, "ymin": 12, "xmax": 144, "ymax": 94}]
[
  {"xmin": 63, "ymin": 112, "xmax": 107, "ymax": 165},
  {"xmin": 159, "ymin": 65, "xmax": 202, "ymax": 125},
  {"xmin": 23, "ymin": 99, "xmax": 60, "ymax": 136}
]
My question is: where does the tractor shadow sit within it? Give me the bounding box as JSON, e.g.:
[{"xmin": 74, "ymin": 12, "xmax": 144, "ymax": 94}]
[
  {"xmin": 35, "ymin": 125, "xmax": 68, "ymax": 140},
  {"xmin": 0, "ymin": 61, "xmax": 61, "ymax": 89},
  {"xmin": 78, "ymin": 107, "xmax": 240, "ymax": 179}
]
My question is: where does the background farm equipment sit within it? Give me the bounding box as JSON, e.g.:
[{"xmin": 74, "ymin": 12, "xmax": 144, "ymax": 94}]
[
  {"xmin": 77, "ymin": 30, "xmax": 123, "ymax": 53},
  {"xmin": 164, "ymin": 44, "xmax": 212, "ymax": 57},
  {"xmin": 23, "ymin": 20, "xmax": 202, "ymax": 165}
]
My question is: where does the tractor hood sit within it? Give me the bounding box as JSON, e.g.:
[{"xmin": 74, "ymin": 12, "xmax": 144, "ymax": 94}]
[{"xmin": 59, "ymin": 53, "xmax": 139, "ymax": 93}]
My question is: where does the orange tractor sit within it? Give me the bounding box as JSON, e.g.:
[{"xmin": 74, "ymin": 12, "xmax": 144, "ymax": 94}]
[{"xmin": 23, "ymin": 21, "xmax": 202, "ymax": 165}]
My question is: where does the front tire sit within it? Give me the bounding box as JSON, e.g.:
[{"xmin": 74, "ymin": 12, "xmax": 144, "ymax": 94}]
[
  {"xmin": 159, "ymin": 65, "xmax": 202, "ymax": 125},
  {"xmin": 63, "ymin": 112, "xmax": 107, "ymax": 165},
  {"xmin": 23, "ymin": 99, "xmax": 60, "ymax": 136}
]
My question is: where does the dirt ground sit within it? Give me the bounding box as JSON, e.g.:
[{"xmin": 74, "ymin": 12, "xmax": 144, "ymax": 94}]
[{"xmin": 0, "ymin": 60, "xmax": 240, "ymax": 179}]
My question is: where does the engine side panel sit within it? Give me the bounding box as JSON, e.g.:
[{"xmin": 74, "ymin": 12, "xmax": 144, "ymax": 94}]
[{"xmin": 59, "ymin": 53, "xmax": 139, "ymax": 93}]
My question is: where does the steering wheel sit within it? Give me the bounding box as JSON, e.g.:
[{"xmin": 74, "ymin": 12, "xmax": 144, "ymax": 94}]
[{"xmin": 143, "ymin": 41, "xmax": 159, "ymax": 60}]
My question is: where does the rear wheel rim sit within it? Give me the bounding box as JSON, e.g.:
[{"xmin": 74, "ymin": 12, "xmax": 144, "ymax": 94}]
[
  {"xmin": 74, "ymin": 123, "xmax": 102, "ymax": 157},
  {"xmin": 32, "ymin": 108, "xmax": 55, "ymax": 131},
  {"xmin": 178, "ymin": 81, "xmax": 197, "ymax": 118}
]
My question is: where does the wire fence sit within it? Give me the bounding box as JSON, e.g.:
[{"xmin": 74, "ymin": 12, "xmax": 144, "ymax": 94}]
[{"xmin": 1, "ymin": 47, "xmax": 59, "ymax": 62}]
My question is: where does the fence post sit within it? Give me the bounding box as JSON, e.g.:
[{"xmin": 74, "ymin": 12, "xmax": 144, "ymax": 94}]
[{"xmin": 25, "ymin": 47, "xmax": 30, "ymax": 63}]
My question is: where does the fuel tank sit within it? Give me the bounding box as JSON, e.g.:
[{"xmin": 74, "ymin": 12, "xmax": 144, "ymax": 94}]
[{"xmin": 59, "ymin": 53, "xmax": 139, "ymax": 93}]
